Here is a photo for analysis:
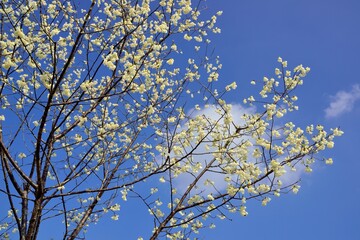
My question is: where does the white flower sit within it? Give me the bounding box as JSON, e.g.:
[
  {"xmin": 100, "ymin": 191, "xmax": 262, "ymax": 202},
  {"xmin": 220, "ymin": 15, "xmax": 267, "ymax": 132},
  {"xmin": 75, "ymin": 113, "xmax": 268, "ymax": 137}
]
[
  {"xmin": 104, "ymin": 52, "xmax": 118, "ymax": 70},
  {"xmin": 50, "ymin": 28, "xmax": 60, "ymax": 36},
  {"xmin": 240, "ymin": 206, "xmax": 248, "ymax": 216},
  {"xmin": 275, "ymin": 68, "xmax": 281, "ymax": 75},
  {"xmin": 182, "ymin": 5, "xmax": 192, "ymax": 14},
  {"xmin": 262, "ymin": 197, "xmax": 271, "ymax": 206},
  {"xmin": 292, "ymin": 185, "xmax": 300, "ymax": 194},
  {"xmin": 327, "ymin": 141, "xmax": 334, "ymax": 148},
  {"xmin": 73, "ymin": 134, "xmax": 82, "ymax": 143},
  {"xmin": 167, "ymin": 117, "xmax": 176, "ymax": 123},
  {"xmin": 325, "ymin": 158, "xmax": 333, "ymax": 165},
  {"xmin": 207, "ymin": 194, "xmax": 214, "ymax": 200},
  {"xmin": 225, "ymin": 81, "xmax": 237, "ymax": 91},
  {"xmin": 184, "ymin": 34, "xmax": 192, "ymax": 41},
  {"xmin": 40, "ymin": 72, "xmax": 52, "ymax": 89},
  {"xmin": 171, "ymin": 44, "xmax": 177, "ymax": 51},
  {"xmin": 166, "ymin": 58, "xmax": 174, "ymax": 65},
  {"xmin": 138, "ymin": 84, "xmax": 146, "ymax": 94},
  {"xmin": 332, "ymin": 128, "xmax": 344, "ymax": 136},
  {"xmin": 2, "ymin": 58, "xmax": 16, "ymax": 69},
  {"xmin": 110, "ymin": 204, "xmax": 120, "ymax": 211}
]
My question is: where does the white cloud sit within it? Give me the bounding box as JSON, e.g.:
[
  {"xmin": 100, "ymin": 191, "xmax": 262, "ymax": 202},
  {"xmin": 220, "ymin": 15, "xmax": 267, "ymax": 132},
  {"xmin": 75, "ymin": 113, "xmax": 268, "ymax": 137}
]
[
  {"xmin": 173, "ymin": 104, "xmax": 256, "ymax": 194},
  {"xmin": 172, "ymin": 104, "xmax": 307, "ymax": 195},
  {"xmin": 325, "ymin": 84, "xmax": 360, "ymax": 118}
]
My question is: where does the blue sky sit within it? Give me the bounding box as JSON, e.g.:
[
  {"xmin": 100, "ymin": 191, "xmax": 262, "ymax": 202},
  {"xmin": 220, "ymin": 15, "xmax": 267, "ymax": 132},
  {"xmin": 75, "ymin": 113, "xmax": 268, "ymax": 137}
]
[
  {"xmin": 83, "ymin": 1, "xmax": 360, "ymax": 239},
  {"xmin": 18, "ymin": 0, "xmax": 359, "ymax": 239},
  {"xmin": 197, "ymin": 0, "xmax": 360, "ymax": 239}
]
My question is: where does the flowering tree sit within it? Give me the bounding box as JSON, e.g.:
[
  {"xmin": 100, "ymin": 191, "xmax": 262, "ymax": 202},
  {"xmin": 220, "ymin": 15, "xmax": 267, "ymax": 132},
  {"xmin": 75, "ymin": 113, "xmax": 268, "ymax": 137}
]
[{"xmin": 0, "ymin": 0, "xmax": 343, "ymax": 239}]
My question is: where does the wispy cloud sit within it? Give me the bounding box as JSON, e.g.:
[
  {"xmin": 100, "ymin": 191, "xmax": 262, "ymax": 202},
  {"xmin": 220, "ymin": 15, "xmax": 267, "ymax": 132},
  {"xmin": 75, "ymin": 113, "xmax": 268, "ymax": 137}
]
[
  {"xmin": 172, "ymin": 104, "xmax": 308, "ymax": 195},
  {"xmin": 325, "ymin": 84, "xmax": 360, "ymax": 118},
  {"xmin": 173, "ymin": 104, "xmax": 256, "ymax": 194}
]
